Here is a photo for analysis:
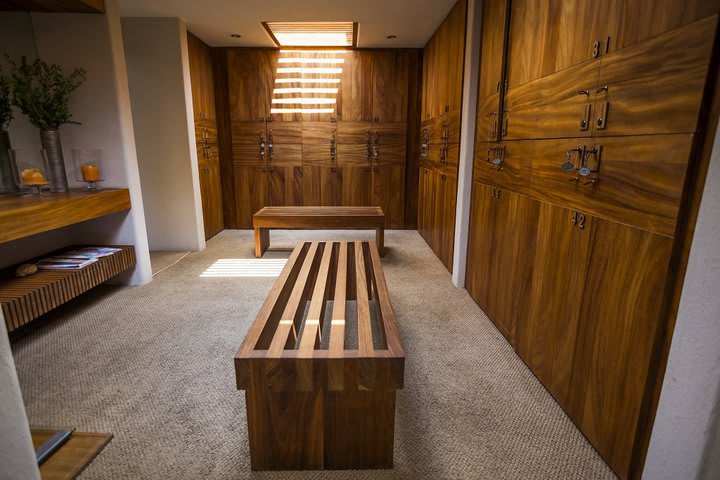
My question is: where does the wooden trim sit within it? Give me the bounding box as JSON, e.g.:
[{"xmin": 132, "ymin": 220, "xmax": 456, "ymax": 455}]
[
  {"xmin": 630, "ymin": 17, "xmax": 720, "ymax": 480},
  {"xmin": 261, "ymin": 22, "xmax": 281, "ymax": 47},
  {"xmin": 0, "ymin": 189, "xmax": 131, "ymax": 244}
]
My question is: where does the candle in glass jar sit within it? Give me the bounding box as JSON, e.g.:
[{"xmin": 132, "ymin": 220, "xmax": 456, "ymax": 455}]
[{"xmin": 81, "ymin": 164, "xmax": 100, "ymax": 182}]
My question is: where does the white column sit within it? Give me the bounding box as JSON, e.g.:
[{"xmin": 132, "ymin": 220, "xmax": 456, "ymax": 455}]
[
  {"xmin": 643, "ymin": 116, "xmax": 720, "ymax": 478},
  {"xmin": 0, "ymin": 312, "xmax": 40, "ymax": 480},
  {"xmin": 452, "ymin": 0, "xmax": 483, "ymax": 287}
]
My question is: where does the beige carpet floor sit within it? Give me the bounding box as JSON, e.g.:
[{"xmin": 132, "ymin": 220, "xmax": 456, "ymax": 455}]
[
  {"xmin": 11, "ymin": 230, "xmax": 615, "ymax": 479},
  {"xmin": 150, "ymin": 250, "xmax": 190, "ymax": 275}
]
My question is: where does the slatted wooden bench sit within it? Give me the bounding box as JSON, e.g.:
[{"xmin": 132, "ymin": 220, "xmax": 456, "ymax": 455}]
[
  {"xmin": 253, "ymin": 207, "xmax": 386, "ymax": 258},
  {"xmin": 234, "ymin": 240, "xmax": 404, "ymax": 471}
]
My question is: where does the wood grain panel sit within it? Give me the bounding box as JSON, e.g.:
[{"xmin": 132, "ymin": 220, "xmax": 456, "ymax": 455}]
[
  {"xmin": 614, "ymin": 0, "xmax": 720, "ymax": 51},
  {"xmin": 212, "ymin": 48, "xmax": 237, "ymax": 228},
  {"xmin": 525, "ymin": 135, "xmax": 692, "ymax": 237},
  {"xmin": 478, "ymin": 0, "xmax": 509, "ymax": 99},
  {"xmin": 302, "ymin": 166, "xmax": 342, "ymax": 206},
  {"xmin": 302, "ymin": 122, "xmax": 336, "ymax": 165},
  {"xmin": 476, "ymin": 93, "xmax": 501, "ymax": 142},
  {"xmin": 472, "ymin": 142, "xmax": 499, "ymax": 186},
  {"xmin": 372, "ymin": 165, "xmax": 406, "ymax": 229},
  {"xmin": 267, "ymin": 166, "xmax": 303, "ymax": 207},
  {"xmin": 188, "ymin": 32, "xmax": 216, "ymax": 123},
  {"xmin": 465, "ymin": 182, "xmax": 496, "ymax": 313},
  {"xmin": 199, "ymin": 162, "xmax": 224, "ymax": 239},
  {"xmin": 340, "ymin": 50, "xmax": 374, "ymax": 122},
  {"xmin": 234, "ymin": 166, "xmax": 268, "ymax": 228},
  {"xmin": 232, "ymin": 121, "xmax": 267, "ymax": 166},
  {"xmin": 573, "ymin": 219, "xmax": 673, "ymax": 479},
  {"xmin": 438, "ymin": 171, "xmax": 457, "ymax": 271},
  {"xmin": 371, "ymin": 50, "xmax": 409, "ymax": 122},
  {"xmin": 266, "ymin": 122, "xmax": 303, "ymax": 166},
  {"xmin": 486, "ymin": 190, "xmax": 539, "ymax": 345},
  {"xmin": 341, "ymin": 166, "xmax": 372, "ymax": 207},
  {"xmin": 504, "ymin": 59, "xmax": 600, "ymax": 140},
  {"xmin": 516, "ymin": 203, "xmax": 591, "ymax": 413},
  {"xmin": 0, "ymin": 189, "xmax": 131, "ymax": 244},
  {"xmin": 227, "ymin": 49, "xmax": 275, "ymax": 122},
  {"xmin": 595, "ymin": 15, "xmax": 717, "ymax": 137},
  {"xmin": 506, "ymin": 0, "xmax": 557, "ymax": 88}
]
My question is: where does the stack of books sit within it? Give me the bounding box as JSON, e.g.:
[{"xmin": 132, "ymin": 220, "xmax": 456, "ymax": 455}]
[{"xmin": 36, "ymin": 247, "xmax": 121, "ymax": 270}]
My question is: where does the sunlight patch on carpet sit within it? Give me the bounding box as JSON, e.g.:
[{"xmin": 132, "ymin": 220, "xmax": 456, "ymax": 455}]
[{"xmin": 200, "ymin": 259, "xmax": 287, "ymax": 278}]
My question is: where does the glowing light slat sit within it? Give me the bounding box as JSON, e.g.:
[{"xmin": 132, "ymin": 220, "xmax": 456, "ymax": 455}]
[
  {"xmin": 270, "ymin": 108, "xmax": 335, "ymax": 114},
  {"xmin": 275, "ymin": 78, "xmax": 341, "ymax": 84},
  {"xmin": 278, "ymin": 57, "xmax": 345, "ymax": 64},
  {"xmin": 271, "ymin": 98, "xmax": 336, "ymax": 105},
  {"xmin": 277, "ymin": 67, "xmax": 343, "ymax": 74},
  {"xmin": 273, "ymin": 87, "xmax": 339, "ymax": 94}
]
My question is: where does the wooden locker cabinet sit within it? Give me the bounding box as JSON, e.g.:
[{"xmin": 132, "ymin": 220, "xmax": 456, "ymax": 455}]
[
  {"xmin": 234, "ymin": 165, "xmax": 268, "ymax": 227},
  {"xmin": 188, "ymin": 32, "xmax": 224, "ymax": 240}
]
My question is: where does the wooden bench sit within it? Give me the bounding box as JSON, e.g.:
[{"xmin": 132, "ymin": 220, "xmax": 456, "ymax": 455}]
[
  {"xmin": 253, "ymin": 207, "xmax": 386, "ymax": 258},
  {"xmin": 234, "ymin": 240, "xmax": 404, "ymax": 470}
]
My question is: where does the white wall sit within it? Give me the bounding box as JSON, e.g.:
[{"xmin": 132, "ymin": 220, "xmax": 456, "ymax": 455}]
[
  {"xmin": 451, "ymin": 0, "xmax": 482, "ymax": 287},
  {"xmin": 30, "ymin": 0, "xmax": 152, "ymax": 285},
  {"xmin": 0, "ymin": 311, "xmax": 40, "ymax": 480},
  {"xmin": 121, "ymin": 17, "xmax": 205, "ymax": 252},
  {"xmin": 644, "ymin": 118, "xmax": 720, "ymax": 478}
]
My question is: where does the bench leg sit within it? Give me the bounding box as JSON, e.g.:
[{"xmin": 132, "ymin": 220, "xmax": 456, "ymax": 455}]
[
  {"xmin": 376, "ymin": 227, "xmax": 385, "ymax": 257},
  {"xmin": 255, "ymin": 228, "xmax": 269, "ymax": 258}
]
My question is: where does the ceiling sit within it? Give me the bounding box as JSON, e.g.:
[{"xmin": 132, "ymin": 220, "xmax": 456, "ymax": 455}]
[{"xmin": 117, "ymin": 0, "xmax": 458, "ymax": 48}]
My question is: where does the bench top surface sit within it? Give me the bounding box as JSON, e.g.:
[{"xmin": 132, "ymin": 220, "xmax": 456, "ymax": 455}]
[
  {"xmin": 254, "ymin": 206, "xmax": 384, "ymax": 218},
  {"xmin": 235, "ymin": 240, "xmax": 404, "ymax": 391}
]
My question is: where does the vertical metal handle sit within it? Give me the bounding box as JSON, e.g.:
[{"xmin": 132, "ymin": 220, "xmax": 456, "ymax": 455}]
[
  {"xmin": 259, "ymin": 132, "xmax": 265, "ymax": 160},
  {"xmin": 267, "ymin": 130, "xmax": 273, "ymax": 160}
]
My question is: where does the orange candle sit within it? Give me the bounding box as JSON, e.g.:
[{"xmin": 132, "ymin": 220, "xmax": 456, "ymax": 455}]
[{"xmin": 81, "ymin": 164, "xmax": 100, "ymax": 182}]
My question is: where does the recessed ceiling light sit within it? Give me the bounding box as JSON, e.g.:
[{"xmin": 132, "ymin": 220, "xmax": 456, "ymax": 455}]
[
  {"xmin": 386, "ymin": 35, "xmax": 397, "ymax": 39},
  {"xmin": 230, "ymin": 33, "xmax": 242, "ymax": 38},
  {"xmin": 263, "ymin": 22, "xmax": 357, "ymax": 47}
]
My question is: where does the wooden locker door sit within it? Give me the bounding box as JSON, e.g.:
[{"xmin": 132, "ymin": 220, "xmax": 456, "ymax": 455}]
[
  {"xmin": 485, "ymin": 189, "xmax": 539, "ymax": 346},
  {"xmin": 231, "ymin": 121, "xmax": 267, "ymax": 166},
  {"xmin": 572, "ymin": 219, "xmax": 673, "ymax": 478},
  {"xmin": 267, "ymin": 166, "xmax": 303, "ymax": 207},
  {"xmin": 371, "ymin": 50, "xmax": 409, "ymax": 123},
  {"xmin": 339, "ymin": 50, "xmax": 374, "ymax": 122},
  {"xmin": 444, "ymin": 0, "xmax": 467, "ymax": 116},
  {"xmin": 336, "ymin": 121, "xmax": 374, "ymax": 166},
  {"xmin": 202, "ymin": 162, "xmax": 224, "ymax": 239},
  {"xmin": 265, "ymin": 122, "xmax": 302, "ymax": 167},
  {"xmin": 302, "ymin": 166, "xmax": 341, "ymax": 206},
  {"xmin": 227, "ymin": 49, "xmax": 274, "ymax": 122},
  {"xmin": 516, "ymin": 202, "xmax": 591, "ymax": 412},
  {"xmin": 437, "ymin": 171, "xmax": 457, "ymax": 271},
  {"xmin": 371, "ymin": 164, "xmax": 405, "ymax": 229},
  {"xmin": 340, "ymin": 166, "xmax": 372, "ymax": 206},
  {"xmin": 593, "ymin": 16, "xmax": 717, "ymax": 137},
  {"xmin": 234, "ymin": 166, "xmax": 268, "ymax": 228},
  {"xmin": 465, "ymin": 182, "xmax": 497, "ymax": 313},
  {"xmin": 478, "ymin": 0, "xmax": 508, "ymax": 99}
]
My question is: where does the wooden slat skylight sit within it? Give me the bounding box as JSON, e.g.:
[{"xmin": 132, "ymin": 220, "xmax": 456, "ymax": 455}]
[{"xmin": 263, "ymin": 21, "xmax": 357, "ymax": 47}]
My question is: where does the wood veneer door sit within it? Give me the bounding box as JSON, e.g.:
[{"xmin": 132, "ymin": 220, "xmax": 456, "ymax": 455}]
[
  {"xmin": 372, "ymin": 165, "xmax": 405, "ymax": 229},
  {"xmin": 438, "ymin": 171, "xmax": 457, "ymax": 271},
  {"xmin": 341, "ymin": 166, "xmax": 372, "ymax": 207},
  {"xmin": 594, "ymin": 15, "xmax": 717, "ymax": 137},
  {"xmin": 234, "ymin": 166, "xmax": 268, "ymax": 228},
  {"xmin": 465, "ymin": 182, "xmax": 496, "ymax": 313},
  {"xmin": 371, "ymin": 50, "xmax": 409, "ymax": 123},
  {"xmin": 340, "ymin": 50, "xmax": 374, "ymax": 122},
  {"xmin": 443, "ymin": 0, "xmax": 467, "ymax": 116},
  {"xmin": 516, "ymin": 202, "xmax": 591, "ymax": 412},
  {"xmin": 572, "ymin": 219, "xmax": 673, "ymax": 479},
  {"xmin": 485, "ymin": 190, "xmax": 539, "ymax": 345},
  {"xmin": 227, "ymin": 49, "xmax": 274, "ymax": 122},
  {"xmin": 231, "ymin": 122, "xmax": 267, "ymax": 166},
  {"xmin": 417, "ymin": 167, "xmax": 434, "ymax": 242},
  {"xmin": 477, "ymin": 0, "xmax": 508, "ymax": 142},
  {"xmin": 302, "ymin": 166, "xmax": 341, "ymax": 206},
  {"xmin": 265, "ymin": 122, "xmax": 302, "ymax": 167},
  {"xmin": 201, "ymin": 162, "xmax": 224, "ymax": 239},
  {"xmin": 187, "ymin": 32, "xmax": 216, "ymax": 123},
  {"xmin": 267, "ymin": 166, "xmax": 303, "ymax": 207}
]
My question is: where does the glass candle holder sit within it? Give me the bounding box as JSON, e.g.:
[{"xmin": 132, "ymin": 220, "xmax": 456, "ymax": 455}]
[
  {"xmin": 73, "ymin": 149, "xmax": 103, "ymax": 190},
  {"xmin": 11, "ymin": 149, "xmax": 51, "ymax": 196}
]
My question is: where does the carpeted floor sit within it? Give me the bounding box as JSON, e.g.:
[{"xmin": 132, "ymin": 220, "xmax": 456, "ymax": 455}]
[
  {"xmin": 11, "ymin": 230, "xmax": 616, "ymax": 479},
  {"xmin": 150, "ymin": 250, "xmax": 191, "ymax": 275}
]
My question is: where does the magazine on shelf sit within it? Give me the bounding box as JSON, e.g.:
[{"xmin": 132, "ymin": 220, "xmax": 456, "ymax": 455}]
[{"xmin": 35, "ymin": 247, "xmax": 121, "ymax": 270}]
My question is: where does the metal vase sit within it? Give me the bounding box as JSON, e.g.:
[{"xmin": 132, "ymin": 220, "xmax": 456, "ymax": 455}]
[
  {"xmin": 40, "ymin": 130, "xmax": 69, "ymax": 192},
  {"xmin": 0, "ymin": 130, "xmax": 19, "ymax": 194}
]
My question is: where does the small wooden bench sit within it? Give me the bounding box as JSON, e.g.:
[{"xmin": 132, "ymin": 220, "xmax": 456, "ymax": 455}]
[
  {"xmin": 253, "ymin": 207, "xmax": 386, "ymax": 258},
  {"xmin": 235, "ymin": 240, "xmax": 404, "ymax": 470}
]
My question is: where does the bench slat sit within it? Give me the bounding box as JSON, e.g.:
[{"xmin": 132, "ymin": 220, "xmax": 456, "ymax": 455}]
[
  {"xmin": 298, "ymin": 242, "xmax": 334, "ymax": 355},
  {"xmin": 355, "ymin": 242, "xmax": 374, "ymax": 356},
  {"xmin": 369, "ymin": 241, "xmax": 404, "ymax": 357},
  {"xmin": 268, "ymin": 242, "xmax": 319, "ymax": 357},
  {"xmin": 236, "ymin": 242, "xmax": 306, "ymax": 358},
  {"xmin": 329, "ymin": 242, "xmax": 347, "ymax": 355}
]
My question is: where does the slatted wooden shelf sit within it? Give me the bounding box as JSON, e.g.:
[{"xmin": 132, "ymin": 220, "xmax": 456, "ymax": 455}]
[
  {"xmin": 235, "ymin": 240, "xmax": 404, "ymax": 470},
  {"xmin": 0, "ymin": 246, "xmax": 136, "ymax": 333},
  {"xmin": 0, "ymin": 188, "xmax": 131, "ymax": 244}
]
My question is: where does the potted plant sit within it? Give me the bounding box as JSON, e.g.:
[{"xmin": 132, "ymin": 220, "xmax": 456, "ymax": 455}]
[
  {"xmin": 0, "ymin": 67, "xmax": 17, "ymax": 194},
  {"xmin": 8, "ymin": 56, "xmax": 85, "ymax": 192}
]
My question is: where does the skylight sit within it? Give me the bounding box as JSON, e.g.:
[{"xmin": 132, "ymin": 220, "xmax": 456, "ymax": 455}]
[{"xmin": 263, "ymin": 22, "xmax": 357, "ymax": 47}]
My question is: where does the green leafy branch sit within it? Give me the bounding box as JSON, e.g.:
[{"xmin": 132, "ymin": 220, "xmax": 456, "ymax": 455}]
[
  {"xmin": 7, "ymin": 56, "xmax": 86, "ymax": 131},
  {"xmin": 0, "ymin": 67, "xmax": 11, "ymax": 132}
]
